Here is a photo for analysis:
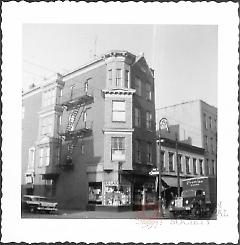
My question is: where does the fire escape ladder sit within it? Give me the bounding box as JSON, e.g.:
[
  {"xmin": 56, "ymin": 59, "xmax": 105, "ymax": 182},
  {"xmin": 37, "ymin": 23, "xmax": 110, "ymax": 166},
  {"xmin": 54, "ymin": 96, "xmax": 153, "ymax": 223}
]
[{"xmin": 66, "ymin": 106, "xmax": 81, "ymax": 133}]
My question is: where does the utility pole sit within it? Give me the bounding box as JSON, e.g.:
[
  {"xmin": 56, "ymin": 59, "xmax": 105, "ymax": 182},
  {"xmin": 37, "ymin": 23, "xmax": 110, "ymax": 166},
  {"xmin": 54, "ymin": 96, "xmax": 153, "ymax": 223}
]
[{"xmin": 175, "ymin": 132, "xmax": 180, "ymax": 197}]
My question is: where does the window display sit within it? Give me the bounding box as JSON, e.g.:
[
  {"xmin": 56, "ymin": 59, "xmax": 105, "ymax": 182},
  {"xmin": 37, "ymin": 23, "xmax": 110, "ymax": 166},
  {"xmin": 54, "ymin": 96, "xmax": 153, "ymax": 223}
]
[
  {"xmin": 104, "ymin": 183, "xmax": 131, "ymax": 206},
  {"xmin": 88, "ymin": 182, "xmax": 102, "ymax": 204}
]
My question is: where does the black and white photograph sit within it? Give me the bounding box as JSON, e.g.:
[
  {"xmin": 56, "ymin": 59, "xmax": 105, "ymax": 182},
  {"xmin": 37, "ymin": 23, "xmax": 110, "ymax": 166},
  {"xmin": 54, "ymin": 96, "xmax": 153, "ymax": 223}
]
[{"xmin": 1, "ymin": 2, "xmax": 239, "ymax": 244}]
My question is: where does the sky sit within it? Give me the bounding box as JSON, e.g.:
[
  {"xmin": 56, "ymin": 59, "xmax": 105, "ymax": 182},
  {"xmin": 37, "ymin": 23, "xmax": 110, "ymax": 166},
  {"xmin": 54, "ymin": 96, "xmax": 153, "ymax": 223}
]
[{"xmin": 22, "ymin": 24, "xmax": 217, "ymax": 108}]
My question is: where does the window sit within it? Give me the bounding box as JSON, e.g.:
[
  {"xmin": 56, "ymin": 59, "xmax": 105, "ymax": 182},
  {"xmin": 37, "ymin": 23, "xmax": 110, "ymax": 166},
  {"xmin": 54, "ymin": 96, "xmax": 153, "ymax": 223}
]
[
  {"xmin": 134, "ymin": 108, "xmax": 141, "ymax": 127},
  {"xmin": 204, "ymin": 135, "xmax": 208, "ymax": 151},
  {"xmin": 203, "ymin": 113, "xmax": 207, "ymax": 129},
  {"xmin": 193, "ymin": 158, "xmax": 197, "ymax": 174},
  {"xmin": 125, "ymin": 70, "xmax": 129, "ymax": 88},
  {"xmin": 135, "ymin": 77, "xmax": 142, "ymax": 96},
  {"xmin": 39, "ymin": 147, "xmax": 50, "ymax": 167},
  {"xmin": 185, "ymin": 156, "xmax": 190, "ymax": 174},
  {"xmin": 28, "ymin": 147, "xmax": 35, "ymax": 170},
  {"xmin": 70, "ymin": 85, "xmax": 75, "ymax": 99},
  {"xmin": 169, "ymin": 152, "xmax": 174, "ymax": 172},
  {"xmin": 116, "ymin": 69, "xmax": 122, "ymax": 87},
  {"xmin": 39, "ymin": 148, "xmax": 44, "ymax": 167},
  {"xmin": 108, "ymin": 69, "xmax": 112, "ymax": 85},
  {"xmin": 160, "ymin": 150, "xmax": 165, "ymax": 171},
  {"xmin": 178, "ymin": 154, "xmax": 182, "ymax": 173},
  {"xmin": 41, "ymin": 117, "xmax": 53, "ymax": 136},
  {"xmin": 43, "ymin": 88, "xmax": 56, "ymax": 107},
  {"xmin": 209, "ymin": 116, "xmax": 212, "ymax": 129},
  {"xmin": 111, "ymin": 137, "xmax": 125, "ymax": 161},
  {"xmin": 146, "ymin": 83, "xmax": 152, "ymax": 101},
  {"xmin": 146, "ymin": 112, "xmax": 152, "ymax": 130},
  {"xmin": 84, "ymin": 81, "xmax": 89, "ymax": 93},
  {"xmin": 135, "ymin": 140, "xmax": 141, "ymax": 162},
  {"xmin": 212, "ymin": 160, "xmax": 215, "ymax": 175},
  {"xmin": 146, "ymin": 142, "xmax": 152, "ymax": 164},
  {"xmin": 205, "ymin": 159, "xmax": 209, "ymax": 175},
  {"xmin": 210, "ymin": 137, "xmax": 214, "ymax": 153},
  {"xmin": 112, "ymin": 101, "xmax": 126, "ymax": 122},
  {"xmin": 199, "ymin": 159, "xmax": 203, "ymax": 175}
]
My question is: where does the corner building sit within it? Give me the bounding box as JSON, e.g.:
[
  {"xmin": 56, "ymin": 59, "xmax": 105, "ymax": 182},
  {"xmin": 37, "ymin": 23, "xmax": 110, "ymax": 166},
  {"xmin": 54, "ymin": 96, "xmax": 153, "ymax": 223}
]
[{"xmin": 22, "ymin": 51, "xmax": 156, "ymax": 210}]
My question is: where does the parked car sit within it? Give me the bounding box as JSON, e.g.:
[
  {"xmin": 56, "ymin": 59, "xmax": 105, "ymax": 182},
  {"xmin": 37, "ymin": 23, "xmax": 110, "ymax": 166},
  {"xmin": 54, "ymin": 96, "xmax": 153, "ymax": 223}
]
[{"xmin": 22, "ymin": 195, "xmax": 58, "ymax": 214}]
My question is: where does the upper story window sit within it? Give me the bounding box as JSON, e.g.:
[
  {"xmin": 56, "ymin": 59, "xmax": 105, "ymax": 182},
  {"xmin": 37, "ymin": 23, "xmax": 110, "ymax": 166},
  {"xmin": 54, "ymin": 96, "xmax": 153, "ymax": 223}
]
[
  {"xmin": 193, "ymin": 158, "xmax": 197, "ymax": 175},
  {"xmin": 43, "ymin": 88, "xmax": 56, "ymax": 107},
  {"xmin": 84, "ymin": 81, "xmax": 89, "ymax": 93},
  {"xmin": 185, "ymin": 156, "xmax": 190, "ymax": 174},
  {"xmin": 135, "ymin": 77, "xmax": 142, "ymax": 96},
  {"xmin": 204, "ymin": 135, "xmax": 208, "ymax": 151},
  {"xmin": 115, "ymin": 69, "xmax": 122, "ymax": 87},
  {"xmin": 108, "ymin": 69, "xmax": 112, "ymax": 85},
  {"xmin": 212, "ymin": 160, "xmax": 215, "ymax": 175},
  {"xmin": 146, "ymin": 111, "xmax": 152, "ymax": 130},
  {"xmin": 41, "ymin": 116, "xmax": 53, "ymax": 136},
  {"xmin": 134, "ymin": 108, "xmax": 141, "ymax": 127},
  {"xmin": 112, "ymin": 101, "xmax": 126, "ymax": 122},
  {"xmin": 199, "ymin": 159, "xmax": 203, "ymax": 175},
  {"xmin": 177, "ymin": 154, "xmax": 183, "ymax": 173},
  {"xmin": 146, "ymin": 142, "xmax": 152, "ymax": 164},
  {"xmin": 209, "ymin": 116, "xmax": 212, "ymax": 129},
  {"xmin": 169, "ymin": 152, "xmax": 174, "ymax": 172},
  {"xmin": 205, "ymin": 158, "xmax": 209, "ymax": 175},
  {"xmin": 125, "ymin": 70, "xmax": 129, "ymax": 88},
  {"xmin": 210, "ymin": 137, "xmax": 214, "ymax": 153},
  {"xmin": 39, "ymin": 146, "xmax": 50, "ymax": 168},
  {"xmin": 146, "ymin": 83, "xmax": 152, "ymax": 101},
  {"xmin": 28, "ymin": 147, "xmax": 35, "ymax": 170},
  {"xmin": 135, "ymin": 140, "xmax": 141, "ymax": 162},
  {"xmin": 111, "ymin": 137, "xmax": 125, "ymax": 161},
  {"xmin": 203, "ymin": 113, "xmax": 207, "ymax": 129}
]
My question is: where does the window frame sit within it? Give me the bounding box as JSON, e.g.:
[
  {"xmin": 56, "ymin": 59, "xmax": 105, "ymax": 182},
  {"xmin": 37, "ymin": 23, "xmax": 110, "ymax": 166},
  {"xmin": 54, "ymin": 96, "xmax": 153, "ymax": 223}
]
[
  {"xmin": 146, "ymin": 83, "xmax": 152, "ymax": 101},
  {"xmin": 146, "ymin": 142, "xmax": 152, "ymax": 164},
  {"xmin": 146, "ymin": 111, "xmax": 152, "ymax": 130},
  {"xmin": 135, "ymin": 77, "xmax": 142, "ymax": 96},
  {"xmin": 193, "ymin": 158, "xmax": 197, "ymax": 175},
  {"xmin": 185, "ymin": 156, "xmax": 190, "ymax": 174},
  {"xmin": 115, "ymin": 68, "xmax": 122, "ymax": 87},
  {"xmin": 111, "ymin": 137, "xmax": 126, "ymax": 161},
  {"xmin": 112, "ymin": 100, "xmax": 126, "ymax": 122},
  {"xmin": 134, "ymin": 107, "xmax": 141, "ymax": 127},
  {"xmin": 135, "ymin": 139, "xmax": 141, "ymax": 163},
  {"xmin": 125, "ymin": 70, "xmax": 129, "ymax": 88},
  {"xmin": 169, "ymin": 152, "xmax": 174, "ymax": 172}
]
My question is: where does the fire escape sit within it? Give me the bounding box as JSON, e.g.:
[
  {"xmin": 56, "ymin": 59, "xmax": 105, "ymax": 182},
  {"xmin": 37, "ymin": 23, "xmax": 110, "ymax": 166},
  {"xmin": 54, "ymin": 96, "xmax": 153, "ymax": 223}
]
[{"xmin": 59, "ymin": 84, "xmax": 94, "ymax": 168}]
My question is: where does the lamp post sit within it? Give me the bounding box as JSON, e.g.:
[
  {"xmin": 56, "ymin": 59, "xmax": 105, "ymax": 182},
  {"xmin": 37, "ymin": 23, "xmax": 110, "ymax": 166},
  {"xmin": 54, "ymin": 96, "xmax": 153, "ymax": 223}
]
[
  {"xmin": 158, "ymin": 118, "xmax": 169, "ymax": 214},
  {"xmin": 175, "ymin": 132, "xmax": 180, "ymax": 197}
]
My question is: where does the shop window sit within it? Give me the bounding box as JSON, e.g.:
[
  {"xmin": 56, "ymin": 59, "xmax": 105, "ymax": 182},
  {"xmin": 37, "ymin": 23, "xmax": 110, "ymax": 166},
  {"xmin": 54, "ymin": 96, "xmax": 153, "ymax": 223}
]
[
  {"xmin": 135, "ymin": 140, "xmax": 141, "ymax": 162},
  {"xmin": 111, "ymin": 137, "xmax": 125, "ymax": 161},
  {"xmin": 199, "ymin": 159, "xmax": 203, "ymax": 175},
  {"xmin": 112, "ymin": 101, "xmax": 126, "ymax": 122},
  {"xmin": 104, "ymin": 183, "xmax": 131, "ymax": 206},
  {"xmin": 146, "ymin": 142, "xmax": 152, "ymax": 164},
  {"xmin": 193, "ymin": 158, "xmax": 197, "ymax": 175},
  {"xmin": 125, "ymin": 70, "xmax": 129, "ymax": 88},
  {"xmin": 146, "ymin": 112, "xmax": 152, "ymax": 130},
  {"xmin": 28, "ymin": 147, "xmax": 35, "ymax": 170},
  {"xmin": 146, "ymin": 83, "xmax": 152, "ymax": 101},
  {"xmin": 88, "ymin": 182, "xmax": 102, "ymax": 204},
  {"xmin": 135, "ymin": 77, "xmax": 142, "ymax": 96},
  {"xmin": 169, "ymin": 152, "xmax": 174, "ymax": 172},
  {"xmin": 115, "ymin": 69, "xmax": 122, "ymax": 87},
  {"xmin": 134, "ymin": 108, "xmax": 141, "ymax": 127},
  {"xmin": 185, "ymin": 156, "xmax": 190, "ymax": 174}
]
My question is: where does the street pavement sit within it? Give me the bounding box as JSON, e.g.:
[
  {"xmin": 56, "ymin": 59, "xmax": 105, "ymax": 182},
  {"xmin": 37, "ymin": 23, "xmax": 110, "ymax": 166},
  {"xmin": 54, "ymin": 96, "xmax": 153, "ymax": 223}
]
[{"xmin": 22, "ymin": 208, "xmax": 170, "ymax": 219}]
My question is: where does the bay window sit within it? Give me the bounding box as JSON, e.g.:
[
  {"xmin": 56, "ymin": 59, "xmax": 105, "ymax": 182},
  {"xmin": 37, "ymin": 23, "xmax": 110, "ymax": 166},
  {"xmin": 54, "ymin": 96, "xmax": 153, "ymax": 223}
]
[
  {"xmin": 111, "ymin": 137, "xmax": 125, "ymax": 161},
  {"xmin": 112, "ymin": 101, "xmax": 126, "ymax": 122}
]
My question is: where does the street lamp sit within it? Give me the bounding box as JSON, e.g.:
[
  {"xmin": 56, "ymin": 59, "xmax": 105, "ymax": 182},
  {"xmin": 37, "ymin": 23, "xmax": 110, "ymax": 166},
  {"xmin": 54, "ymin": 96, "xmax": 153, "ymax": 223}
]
[{"xmin": 158, "ymin": 118, "xmax": 169, "ymax": 214}]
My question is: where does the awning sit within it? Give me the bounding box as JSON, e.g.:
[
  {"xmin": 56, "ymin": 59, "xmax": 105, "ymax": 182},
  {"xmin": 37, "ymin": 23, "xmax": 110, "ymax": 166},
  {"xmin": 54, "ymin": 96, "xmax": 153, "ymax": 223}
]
[{"xmin": 162, "ymin": 176, "xmax": 182, "ymax": 188}]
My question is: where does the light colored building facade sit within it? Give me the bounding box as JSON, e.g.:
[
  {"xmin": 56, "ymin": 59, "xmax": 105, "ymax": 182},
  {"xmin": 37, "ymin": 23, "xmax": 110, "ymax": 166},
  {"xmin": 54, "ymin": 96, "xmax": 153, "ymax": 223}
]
[
  {"xmin": 156, "ymin": 100, "xmax": 217, "ymax": 177},
  {"xmin": 22, "ymin": 50, "xmax": 156, "ymax": 210}
]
